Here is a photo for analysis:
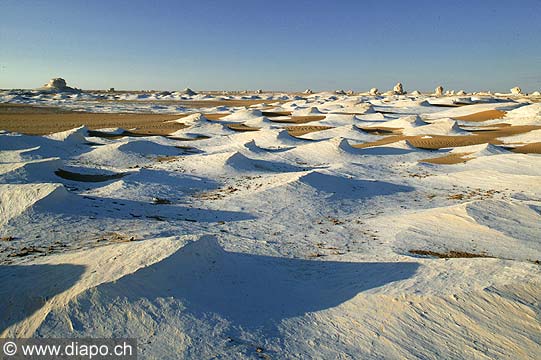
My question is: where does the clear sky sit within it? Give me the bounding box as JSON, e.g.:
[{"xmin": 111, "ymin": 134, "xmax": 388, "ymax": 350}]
[{"xmin": 1, "ymin": 0, "xmax": 540, "ymax": 92}]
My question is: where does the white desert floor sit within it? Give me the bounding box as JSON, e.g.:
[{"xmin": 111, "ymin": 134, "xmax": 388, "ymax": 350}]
[{"xmin": 0, "ymin": 91, "xmax": 540, "ymax": 359}]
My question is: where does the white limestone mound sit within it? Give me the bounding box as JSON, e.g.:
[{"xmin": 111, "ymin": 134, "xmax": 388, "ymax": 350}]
[
  {"xmin": 456, "ymin": 90, "xmax": 467, "ymax": 96},
  {"xmin": 167, "ymin": 113, "xmax": 209, "ymax": 125},
  {"xmin": 243, "ymin": 116, "xmax": 273, "ymax": 128},
  {"xmin": 0, "ymin": 183, "xmax": 68, "ymax": 227},
  {"xmin": 221, "ymin": 109, "xmax": 263, "ymax": 122},
  {"xmin": 303, "ymin": 89, "xmax": 313, "ymax": 94},
  {"xmin": 369, "ymin": 88, "xmax": 379, "ymax": 96},
  {"xmin": 182, "ymin": 88, "xmax": 197, "ymax": 96},
  {"xmin": 449, "ymin": 143, "xmax": 509, "ymax": 158},
  {"xmin": 77, "ymin": 140, "xmax": 180, "ymax": 168},
  {"xmin": 44, "ymin": 126, "xmax": 88, "ymax": 144},
  {"xmin": 510, "ymin": 86, "xmax": 522, "ymax": 95},
  {"xmin": 0, "ymin": 158, "xmax": 63, "ymax": 183},
  {"xmin": 291, "ymin": 107, "xmax": 324, "ymax": 116},
  {"xmin": 364, "ymin": 114, "xmax": 427, "ymax": 130},
  {"xmin": 410, "ymin": 90, "xmax": 422, "ymax": 96},
  {"xmin": 423, "ymin": 102, "xmax": 520, "ymax": 120},
  {"xmin": 40, "ymin": 78, "xmax": 80, "ymax": 93},
  {"xmin": 435, "ymin": 86, "xmax": 444, "ymax": 97},
  {"xmin": 393, "ymin": 82, "xmax": 405, "ymax": 95},
  {"xmin": 500, "ymin": 103, "xmax": 541, "ymax": 125},
  {"xmin": 403, "ymin": 118, "xmax": 470, "ymax": 136},
  {"xmin": 530, "ymin": 91, "xmax": 541, "ymax": 96}
]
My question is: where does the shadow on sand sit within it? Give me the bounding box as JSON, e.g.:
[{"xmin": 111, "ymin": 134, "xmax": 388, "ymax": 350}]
[
  {"xmin": 56, "ymin": 236, "xmax": 419, "ymax": 332},
  {"xmin": 0, "ymin": 263, "xmax": 85, "ymax": 334}
]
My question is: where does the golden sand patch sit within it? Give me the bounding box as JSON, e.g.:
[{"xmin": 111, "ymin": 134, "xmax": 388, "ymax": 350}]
[
  {"xmin": 356, "ymin": 126, "xmax": 403, "ymax": 135},
  {"xmin": 512, "ymin": 142, "xmax": 541, "ymax": 154},
  {"xmin": 350, "ymin": 135, "xmax": 407, "ymax": 148},
  {"xmin": 452, "ymin": 109, "xmax": 507, "ymax": 122},
  {"xmin": 285, "ymin": 125, "xmax": 333, "ymax": 137},
  {"xmin": 269, "ymin": 115, "xmax": 326, "ymax": 124},
  {"xmin": 227, "ymin": 124, "xmax": 260, "ymax": 132},
  {"xmin": 352, "ymin": 125, "xmax": 540, "ymax": 150},
  {"xmin": 419, "ymin": 152, "xmax": 475, "ymax": 165},
  {"xmin": 0, "ymin": 104, "xmax": 187, "ymax": 136}
]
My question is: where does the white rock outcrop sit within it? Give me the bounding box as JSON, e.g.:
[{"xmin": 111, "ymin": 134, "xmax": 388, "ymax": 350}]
[
  {"xmin": 303, "ymin": 89, "xmax": 313, "ymax": 94},
  {"xmin": 182, "ymin": 88, "xmax": 197, "ymax": 96},
  {"xmin": 369, "ymin": 88, "xmax": 379, "ymax": 96},
  {"xmin": 393, "ymin": 82, "xmax": 405, "ymax": 95},
  {"xmin": 435, "ymin": 86, "xmax": 444, "ymax": 96},
  {"xmin": 40, "ymin": 78, "xmax": 79, "ymax": 92},
  {"xmin": 510, "ymin": 86, "xmax": 522, "ymax": 95}
]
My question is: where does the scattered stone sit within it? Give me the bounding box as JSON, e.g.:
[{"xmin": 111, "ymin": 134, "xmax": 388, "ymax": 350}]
[
  {"xmin": 9, "ymin": 246, "xmax": 44, "ymax": 257},
  {"xmin": 152, "ymin": 197, "xmax": 172, "ymax": 205}
]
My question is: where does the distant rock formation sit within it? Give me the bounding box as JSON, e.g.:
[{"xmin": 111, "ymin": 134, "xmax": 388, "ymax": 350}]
[
  {"xmin": 255, "ymin": 89, "xmax": 263, "ymax": 94},
  {"xmin": 182, "ymin": 88, "xmax": 197, "ymax": 96},
  {"xmin": 531, "ymin": 91, "xmax": 541, "ymax": 96},
  {"xmin": 411, "ymin": 90, "xmax": 422, "ymax": 96},
  {"xmin": 435, "ymin": 86, "xmax": 444, "ymax": 97},
  {"xmin": 346, "ymin": 90, "xmax": 354, "ymax": 95},
  {"xmin": 369, "ymin": 88, "xmax": 379, "ymax": 96},
  {"xmin": 510, "ymin": 86, "xmax": 522, "ymax": 95},
  {"xmin": 335, "ymin": 89, "xmax": 346, "ymax": 95},
  {"xmin": 393, "ymin": 82, "xmax": 405, "ymax": 95},
  {"xmin": 456, "ymin": 90, "xmax": 466, "ymax": 96},
  {"xmin": 445, "ymin": 90, "xmax": 455, "ymax": 96},
  {"xmin": 40, "ymin": 78, "xmax": 79, "ymax": 93},
  {"xmin": 303, "ymin": 89, "xmax": 313, "ymax": 94}
]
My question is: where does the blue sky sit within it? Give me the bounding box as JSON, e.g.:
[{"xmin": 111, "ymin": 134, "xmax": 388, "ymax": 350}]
[{"xmin": 1, "ymin": 0, "xmax": 540, "ymax": 92}]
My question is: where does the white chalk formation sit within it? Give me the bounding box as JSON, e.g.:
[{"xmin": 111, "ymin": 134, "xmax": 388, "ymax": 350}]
[
  {"xmin": 393, "ymin": 82, "xmax": 405, "ymax": 95},
  {"xmin": 40, "ymin": 78, "xmax": 79, "ymax": 93},
  {"xmin": 182, "ymin": 88, "xmax": 197, "ymax": 96},
  {"xmin": 510, "ymin": 86, "xmax": 522, "ymax": 95},
  {"xmin": 369, "ymin": 88, "xmax": 379, "ymax": 96},
  {"xmin": 435, "ymin": 86, "xmax": 444, "ymax": 97}
]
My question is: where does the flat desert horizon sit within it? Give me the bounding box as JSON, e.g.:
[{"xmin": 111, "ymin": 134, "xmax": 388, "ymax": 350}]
[{"xmin": 0, "ymin": 79, "xmax": 540, "ymax": 358}]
